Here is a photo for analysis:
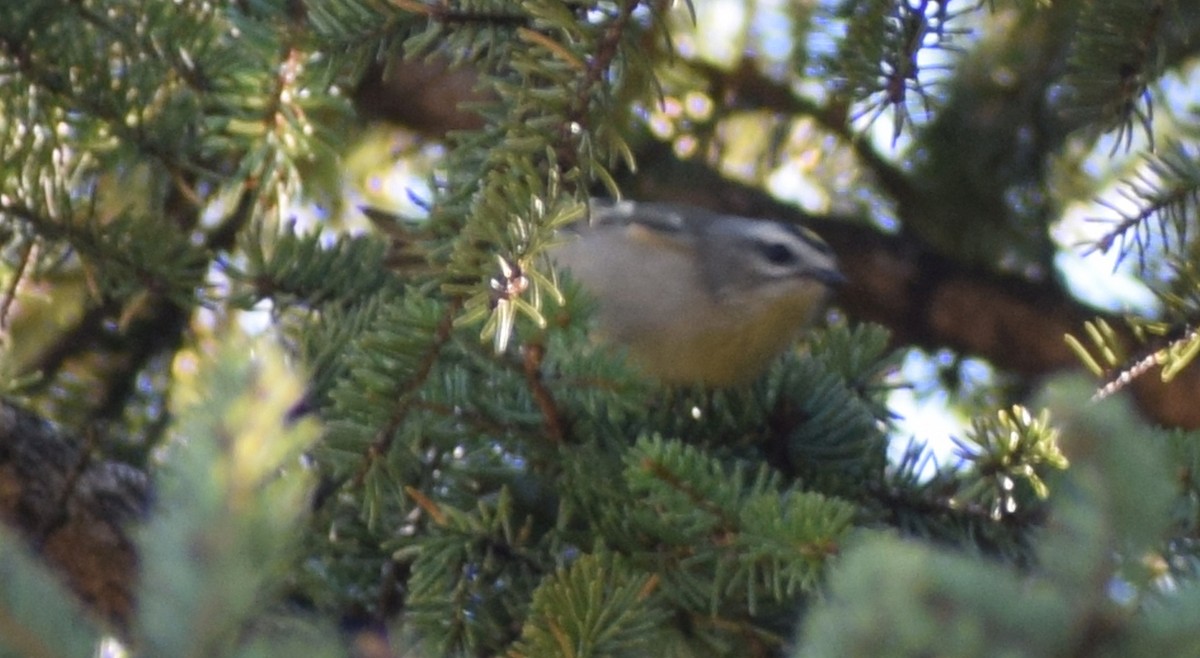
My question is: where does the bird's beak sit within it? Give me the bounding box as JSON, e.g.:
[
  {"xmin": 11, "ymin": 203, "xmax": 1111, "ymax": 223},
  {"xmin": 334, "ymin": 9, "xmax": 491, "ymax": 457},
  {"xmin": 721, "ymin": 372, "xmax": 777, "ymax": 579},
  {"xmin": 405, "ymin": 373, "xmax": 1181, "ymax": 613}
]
[{"xmin": 809, "ymin": 267, "xmax": 848, "ymax": 288}]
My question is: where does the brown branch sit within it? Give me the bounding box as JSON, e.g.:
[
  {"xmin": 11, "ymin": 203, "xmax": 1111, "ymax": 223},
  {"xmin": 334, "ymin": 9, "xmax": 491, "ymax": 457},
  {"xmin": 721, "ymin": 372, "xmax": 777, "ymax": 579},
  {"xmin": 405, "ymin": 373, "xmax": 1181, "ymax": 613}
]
[
  {"xmin": 521, "ymin": 342, "xmax": 564, "ymax": 444},
  {"xmin": 0, "ymin": 401, "xmax": 149, "ymax": 634}
]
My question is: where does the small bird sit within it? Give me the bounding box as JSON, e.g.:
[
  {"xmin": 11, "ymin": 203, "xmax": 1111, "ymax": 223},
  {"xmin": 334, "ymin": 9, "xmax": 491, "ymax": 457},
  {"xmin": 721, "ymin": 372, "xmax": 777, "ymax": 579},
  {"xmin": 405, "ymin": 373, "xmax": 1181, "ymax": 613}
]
[{"xmin": 550, "ymin": 200, "xmax": 844, "ymax": 386}]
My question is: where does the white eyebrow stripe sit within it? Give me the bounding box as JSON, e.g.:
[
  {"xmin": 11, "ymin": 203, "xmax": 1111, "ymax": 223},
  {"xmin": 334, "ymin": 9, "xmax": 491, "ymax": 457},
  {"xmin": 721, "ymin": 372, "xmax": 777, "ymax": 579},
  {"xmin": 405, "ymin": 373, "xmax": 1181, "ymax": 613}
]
[{"xmin": 724, "ymin": 221, "xmax": 812, "ymax": 250}]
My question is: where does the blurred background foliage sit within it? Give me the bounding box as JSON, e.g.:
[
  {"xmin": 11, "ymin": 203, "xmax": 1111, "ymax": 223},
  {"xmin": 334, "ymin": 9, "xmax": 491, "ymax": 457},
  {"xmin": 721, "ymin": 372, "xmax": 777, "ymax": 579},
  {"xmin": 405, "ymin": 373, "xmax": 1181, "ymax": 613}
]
[{"xmin": 3, "ymin": 0, "xmax": 1200, "ymax": 656}]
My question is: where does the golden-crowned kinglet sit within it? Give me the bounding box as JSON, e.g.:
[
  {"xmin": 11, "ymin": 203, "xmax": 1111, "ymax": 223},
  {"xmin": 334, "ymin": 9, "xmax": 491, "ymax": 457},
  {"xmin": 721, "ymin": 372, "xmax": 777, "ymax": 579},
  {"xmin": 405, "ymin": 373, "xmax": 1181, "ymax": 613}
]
[{"xmin": 551, "ymin": 200, "xmax": 844, "ymax": 386}]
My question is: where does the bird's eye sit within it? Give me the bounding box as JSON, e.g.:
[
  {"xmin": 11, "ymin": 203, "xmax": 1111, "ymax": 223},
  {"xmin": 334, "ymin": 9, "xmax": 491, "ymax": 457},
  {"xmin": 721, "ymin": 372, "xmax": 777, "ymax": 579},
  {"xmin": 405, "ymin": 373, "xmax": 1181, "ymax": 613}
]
[{"xmin": 758, "ymin": 241, "xmax": 795, "ymax": 265}]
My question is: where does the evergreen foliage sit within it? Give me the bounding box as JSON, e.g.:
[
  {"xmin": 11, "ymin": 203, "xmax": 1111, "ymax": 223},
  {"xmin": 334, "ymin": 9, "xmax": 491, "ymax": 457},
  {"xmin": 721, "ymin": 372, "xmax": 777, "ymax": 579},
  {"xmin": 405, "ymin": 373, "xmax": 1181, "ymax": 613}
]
[
  {"xmin": 0, "ymin": 337, "xmax": 337, "ymax": 657},
  {"xmin": 2, "ymin": 0, "xmax": 1200, "ymax": 657}
]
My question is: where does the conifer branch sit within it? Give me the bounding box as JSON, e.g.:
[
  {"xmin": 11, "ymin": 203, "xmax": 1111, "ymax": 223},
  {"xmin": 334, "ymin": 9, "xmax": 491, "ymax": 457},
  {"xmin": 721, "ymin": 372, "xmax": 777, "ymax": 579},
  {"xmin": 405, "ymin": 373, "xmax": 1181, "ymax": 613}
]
[
  {"xmin": 641, "ymin": 456, "xmax": 739, "ymax": 532},
  {"xmin": 867, "ymin": 479, "xmax": 1044, "ymax": 555},
  {"xmin": 1086, "ymin": 141, "xmax": 1200, "ymax": 268},
  {"xmin": 352, "ymin": 298, "xmax": 461, "ymax": 487},
  {"xmin": 556, "ymin": 0, "xmax": 641, "ymax": 172},
  {"xmin": 827, "ymin": 0, "xmax": 973, "ymax": 141},
  {"xmin": 0, "ymin": 21, "xmax": 216, "ymax": 186},
  {"xmin": 1065, "ymin": 0, "xmax": 1169, "ymax": 147}
]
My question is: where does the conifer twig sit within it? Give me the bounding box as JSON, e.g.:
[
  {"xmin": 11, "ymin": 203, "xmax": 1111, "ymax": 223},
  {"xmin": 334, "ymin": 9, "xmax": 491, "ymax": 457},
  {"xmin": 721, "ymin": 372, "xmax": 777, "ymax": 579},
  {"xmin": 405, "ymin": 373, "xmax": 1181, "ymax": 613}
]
[
  {"xmin": 521, "ymin": 341, "xmax": 563, "ymax": 444},
  {"xmin": 0, "ymin": 240, "xmax": 33, "ymax": 329},
  {"xmin": 352, "ymin": 298, "xmax": 462, "ymax": 488}
]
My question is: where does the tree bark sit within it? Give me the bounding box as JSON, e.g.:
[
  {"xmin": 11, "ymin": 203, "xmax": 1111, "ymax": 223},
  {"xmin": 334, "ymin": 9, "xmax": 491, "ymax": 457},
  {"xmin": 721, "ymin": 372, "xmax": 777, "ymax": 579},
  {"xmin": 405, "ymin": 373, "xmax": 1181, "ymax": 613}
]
[{"xmin": 0, "ymin": 401, "xmax": 148, "ymax": 633}]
